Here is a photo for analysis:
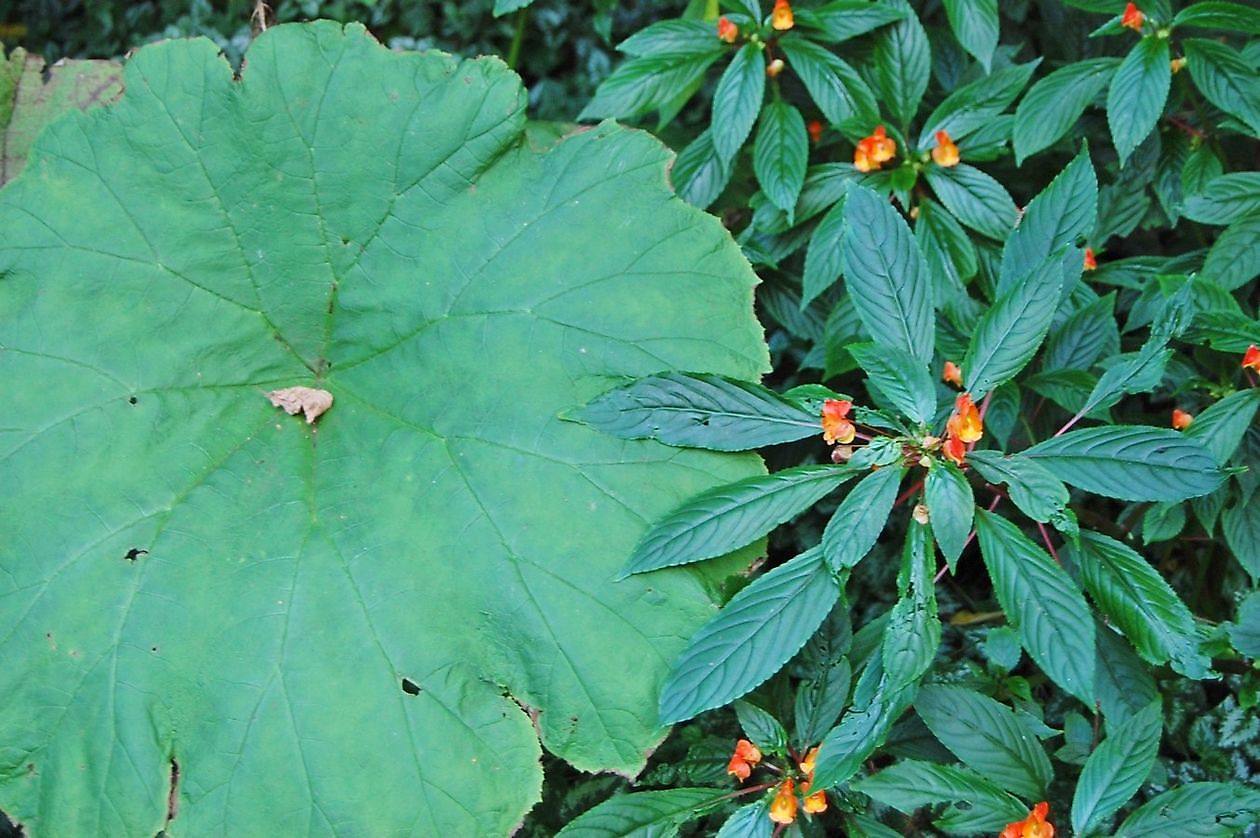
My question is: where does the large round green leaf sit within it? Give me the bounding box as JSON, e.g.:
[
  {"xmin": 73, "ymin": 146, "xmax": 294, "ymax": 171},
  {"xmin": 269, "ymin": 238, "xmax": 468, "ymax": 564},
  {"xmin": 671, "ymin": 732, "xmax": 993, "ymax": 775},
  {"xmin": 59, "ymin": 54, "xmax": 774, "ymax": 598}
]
[{"xmin": 0, "ymin": 22, "xmax": 768, "ymax": 835}]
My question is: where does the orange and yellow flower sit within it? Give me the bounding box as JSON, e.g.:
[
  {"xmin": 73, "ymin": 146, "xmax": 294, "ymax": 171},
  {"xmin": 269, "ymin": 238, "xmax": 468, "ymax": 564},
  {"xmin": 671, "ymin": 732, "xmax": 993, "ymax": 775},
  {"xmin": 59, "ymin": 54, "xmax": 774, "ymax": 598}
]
[
  {"xmin": 769, "ymin": 778, "xmax": 798, "ymax": 824},
  {"xmin": 854, "ymin": 125, "xmax": 896, "ymax": 172},
  {"xmin": 766, "ymin": 57, "xmax": 785, "ymax": 78},
  {"xmin": 717, "ymin": 15, "xmax": 738, "ymax": 43},
  {"xmin": 932, "ymin": 130, "xmax": 960, "ymax": 167},
  {"xmin": 726, "ymin": 738, "xmax": 762, "ymax": 782},
  {"xmin": 772, "ymin": 0, "xmax": 794, "ymax": 30},
  {"xmin": 822, "ymin": 399, "xmax": 856, "ymax": 445},
  {"xmin": 948, "ymin": 393, "xmax": 983, "ymax": 443},
  {"xmin": 1172, "ymin": 408, "xmax": 1194, "ymax": 430},
  {"xmin": 1083, "ymin": 247, "xmax": 1097, "ymax": 271},
  {"xmin": 1122, "ymin": 2, "xmax": 1144, "ymax": 30},
  {"xmin": 942, "ymin": 360, "xmax": 963, "ymax": 387},
  {"xmin": 1243, "ymin": 344, "xmax": 1260, "ymax": 372},
  {"xmin": 808, "ymin": 119, "xmax": 823, "ymax": 144},
  {"xmin": 1001, "ymin": 801, "xmax": 1055, "ymax": 838}
]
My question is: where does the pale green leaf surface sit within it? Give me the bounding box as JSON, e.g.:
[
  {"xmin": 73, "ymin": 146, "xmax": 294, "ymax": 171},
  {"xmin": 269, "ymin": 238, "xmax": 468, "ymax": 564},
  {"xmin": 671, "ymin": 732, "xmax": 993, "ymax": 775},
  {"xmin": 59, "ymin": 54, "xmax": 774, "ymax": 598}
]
[
  {"xmin": 1014, "ymin": 58, "xmax": 1121, "ymax": 164},
  {"xmin": 856, "ymin": 760, "xmax": 1027, "ymax": 833},
  {"xmin": 925, "ymin": 164, "xmax": 1017, "ymax": 241},
  {"xmin": 999, "ymin": 150, "xmax": 1097, "ymax": 294},
  {"xmin": 1107, "ymin": 37, "xmax": 1171, "ymax": 165},
  {"xmin": 963, "ymin": 256, "xmax": 1063, "ymax": 398},
  {"xmin": 1115, "ymin": 782, "xmax": 1260, "ymax": 837},
  {"xmin": 942, "ymin": 0, "xmax": 999, "ymax": 72},
  {"xmin": 0, "ymin": 23, "xmax": 771, "ymax": 835},
  {"xmin": 874, "ymin": 0, "xmax": 931, "ymax": 130},
  {"xmin": 925, "ymin": 461, "xmax": 973, "ymax": 570},
  {"xmin": 1071, "ymin": 701, "xmax": 1163, "ymax": 837},
  {"xmin": 557, "ymin": 788, "xmax": 725, "ymax": 837},
  {"xmin": 712, "ymin": 42, "xmax": 766, "ymax": 164}
]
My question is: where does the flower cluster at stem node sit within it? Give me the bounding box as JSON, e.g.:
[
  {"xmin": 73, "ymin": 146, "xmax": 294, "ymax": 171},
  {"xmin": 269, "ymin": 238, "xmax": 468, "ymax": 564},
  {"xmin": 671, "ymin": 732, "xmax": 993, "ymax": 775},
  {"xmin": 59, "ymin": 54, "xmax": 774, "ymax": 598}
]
[
  {"xmin": 726, "ymin": 738, "xmax": 762, "ymax": 781},
  {"xmin": 1001, "ymin": 801, "xmax": 1055, "ymax": 838},
  {"xmin": 822, "ymin": 399, "xmax": 856, "ymax": 445},
  {"xmin": 717, "ymin": 16, "xmax": 738, "ymax": 43},
  {"xmin": 943, "ymin": 392, "xmax": 983, "ymax": 465},
  {"xmin": 772, "ymin": 0, "xmax": 794, "ymax": 31},
  {"xmin": 932, "ymin": 130, "xmax": 960, "ymax": 167},
  {"xmin": 1122, "ymin": 2, "xmax": 1145, "ymax": 30},
  {"xmin": 854, "ymin": 125, "xmax": 896, "ymax": 172}
]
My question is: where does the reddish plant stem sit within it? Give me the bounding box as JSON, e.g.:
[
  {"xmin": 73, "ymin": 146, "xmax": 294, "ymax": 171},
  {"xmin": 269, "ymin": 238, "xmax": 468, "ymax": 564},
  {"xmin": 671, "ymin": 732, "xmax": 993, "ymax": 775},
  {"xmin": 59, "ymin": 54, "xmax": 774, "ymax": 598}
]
[
  {"xmin": 935, "ymin": 493, "xmax": 1001, "ymax": 582},
  {"xmin": 1036, "ymin": 521, "xmax": 1061, "ymax": 565},
  {"xmin": 1166, "ymin": 114, "xmax": 1206, "ymax": 140},
  {"xmin": 894, "ymin": 479, "xmax": 925, "ymax": 509}
]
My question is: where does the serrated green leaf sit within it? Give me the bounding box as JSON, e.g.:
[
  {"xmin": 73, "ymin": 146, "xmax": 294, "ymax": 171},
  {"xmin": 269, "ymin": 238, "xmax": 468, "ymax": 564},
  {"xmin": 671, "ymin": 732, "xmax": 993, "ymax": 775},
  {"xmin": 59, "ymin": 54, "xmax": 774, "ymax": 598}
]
[
  {"xmin": 976, "ymin": 510, "xmax": 1096, "ymax": 704},
  {"xmin": 919, "ymin": 62, "xmax": 1038, "ymax": 150},
  {"xmin": 1095, "ymin": 623, "xmax": 1160, "ymax": 734},
  {"xmin": 581, "ymin": 52, "xmax": 722, "ymax": 120},
  {"xmin": 1185, "ymin": 388, "xmax": 1260, "ymax": 465},
  {"xmin": 856, "ymin": 760, "xmax": 1028, "ymax": 833},
  {"xmin": 1142, "ymin": 500, "xmax": 1187, "ymax": 544},
  {"xmin": 794, "ymin": 657, "xmax": 853, "ymax": 748},
  {"xmin": 963, "ymin": 257, "xmax": 1063, "ymax": 398},
  {"xmin": 822, "ymin": 466, "xmax": 905, "ymax": 571},
  {"xmin": 0, "ymin": 23, "xmax": 778, "ymax": 834},
  {"xmin": 803, "ymin": 195, "xmax": 849, "ymax": 306},
  {"xmin": 1107, "ymin": 37, "xmax": 1171, "ymax": 165},
  {"xmin": 848, "ymin": 343, "xmax": 936, "ymax": 424},
  {"xmin": 1223, "ymin": 491, "xmax": 1260, "ymax": 582},
  {"xmin": 623, "ymin": 465, "xmax": 857, "ymax": 577},
  {"xmin": 797, "ymin": 0, "xmax": 909, "ymax": 43},
  {"xmin": 1042, "ymin": 293, "xmax": 1118, "ymax": 372},
  {"xmin": 915, "ymin": 198, "xmax": 977, "ymax": 300},
  {"xmin": 1228, "ymin": 592, "xmax": 1260, "ymax": 657},
  {"xmin": 999, "ymin": 150, "xmax": 1098, "ymax": 294},
  {"xmin": 659, "ymin": 549, "xmax": 839, "ymax": 723},
  {"xmin": 716, "ymin": 802, "xmax": 773, "ymax": 838},
  {"xmin": 1025, "ymin": 426, "xmax": 1225, "ymax": 502},
  {"xmin": 1180, "ymin": 171, "xmax": 1260, "ymax": 223},
  {"xmin": 1202, "ymin": 212, "xmax": 1260, "ymax": 291},
  {"xmin": 572, "ymin": 372, "xmax": 822, "ymax": 451},
  {"xmin": 1173, "ymin": 1, "xmax": 1260, "ymax": 34},
  {"xmin": 1077, "ymin": 343, "xmax": 1172, "ymax": 417},
  {"xmin": 841, "ymin": 185, "xmax": 936, "ymax": 363},
  {"xmin": 811, "ymin": 665, "xmax": 916, "ymax": 790},
  {"xmin": 617, "ymin": 19, "xmax": 729, "ymax": 57},
  {"xmin": 712, "ymin": 42, "xmax": 767, "ymax": 163},
  {"xmin": 926, "ymin": 461, "xmax": 974, "ymax": 570},
  {"xmin": 673, "ymin": 128, "xmax": 732, "ymax": 209},
  {"xmin": 1115, "ymin": 782, "xmax": 1260, "ymax": 837},
  {"xmin": 754, "ymin": 101, "xmax": 809, "ymax": 217},
  {"xmin": 967, "ymin": 451, "xmax": 1070, "ymax": 524},
  {"xmin": 1014, "ymin": 59, "xmax": 1121, "ymax": 163},
  {"xmin": 557, "ymin": 788, "xmax": 726, "ymax": 837},
  {"xmin": 915, "ymin": 683, "xmax": 1054, "ymax": 801},
  {"xmin": 1072, "ymin": 531, "xmax": 1211, "ymax": 678},
  {"xmin": 873, "ymin": 0, "xmax": 931, "ymax": 130},
  {"xmin": 942, "ymin": 0, "xmax": 999, "ymax": 72},
  {"xmin": 1184, "ymin": 39, "xmax": 1260, "ymax": 137},
  {"xmin": 735, "ymin": 699, "xmax": 789, "ymax": 752},
  {"xmin": 882, "ymin": 523, "xmax": 940, "ymax": 691},
  {"xmin": 779, "ymin": 38, "xmax": 878, "ymax": 130},
  {"xmin": 1071, "ymin": 700, "xmax": 1163, "ymax": 836},
  {"xmin": 926, "ymin": 164, "xmax": 1017, "ymax": 241}
]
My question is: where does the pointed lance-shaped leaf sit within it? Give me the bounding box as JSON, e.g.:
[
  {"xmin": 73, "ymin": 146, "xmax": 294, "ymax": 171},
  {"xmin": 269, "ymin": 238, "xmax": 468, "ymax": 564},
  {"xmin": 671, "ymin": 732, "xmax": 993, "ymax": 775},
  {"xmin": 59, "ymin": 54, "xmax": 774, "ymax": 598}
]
[
  {"xmin": 856, "ymin": 760, "xmax": 1029, "ymax": 833},
  {"xmin": 942, "ymin": 0, "xmax": 999, "ymax": 72},
  {"xmin": 797, "ymin": 0, "xmax": 909, "ymax": 43},
  {"xmin": 659, "ymin": 548, "xmax": 840, "ymax": 724},
  {"xmin": 802, "ymin": 193, "xmax": 849, "ymax": 307},
  {"xmin": 1014, "ymin": 58, "xmax": 1121, "ymax": 164},
  {"xmin": 622, "ymin": 465, "xmax": 859, "ymax": 577},
  {"xmin": 1107, "ymin": 36, "xmax": 1171, "ymax": 166},
  {"xmin": 976, "ymin": 510, "xmax": 1096, "ymax": 704},
  {"xmin": 873, "ymin": 0, "xmax": 931, "ymax": 130},
  {"xmin": 925, "ymin": 460, "xmax": 974, "ymax": 570},
  {"xmin": 918, "ymin": 61, "xmax": 1039, "ymax": 150},
  {"xmin": 925, "ymin": 164, "xmax": 1018, "ymax": 241},
  {"xmin": 753, "ymin": 101, "xmax": 809, "ymax": 218},
  {"xmin": 881, "ymin": 522, "xmax": 940, "ymax": 692},
  {"xmin": 847, "ymin": 342, "xmax": 936, "ymax": 424},
  {"xmin": 1115, "ymin": 782, "xmax": 1260, "ymax": 837},
  {"xmin": 999, "ymin": 149, "xmax": 1098, "ymax": 294},
  {"xmin": 1183, "ymin": 38, "xmax": 1260, "ymax": 137},
  {"xmin": 1025, "ymin": 426, "xmax": 1225, "ymax": 502},
  {"xmin": 963, "ymin": 255, "xmax": 1063, "ymax": 399},
  {"xmin": 555, "ymin": 788, "xmax": 728, "ymax": 837},
  {"xmin": 822, "ymin": 465, "xmax": 905, "ymax": 571},
  {"xmin": 779, "ymin": 38, "xmax": 879, "ymax": 130},
  {"xmin": 966, "ymin": 451, "xmax": 1069, "ymax": 524},
  {"xmin": 1071, "ymin": 700, "xmax": 1164, "ymax": 836},
  {"xmin": 712, "ymin": 42, "xmax": 767, "ymax": 164},
  {"xmin": 841, "ymin": 185, "xmax": 935, "ymax": 364}
]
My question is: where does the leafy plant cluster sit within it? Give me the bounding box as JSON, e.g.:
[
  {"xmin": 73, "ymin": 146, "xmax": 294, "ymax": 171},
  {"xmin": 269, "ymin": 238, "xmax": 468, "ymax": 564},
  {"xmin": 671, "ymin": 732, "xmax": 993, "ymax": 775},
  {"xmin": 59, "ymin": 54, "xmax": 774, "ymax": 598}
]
[{"xmin": 2, "ymin": 0, "xmax": 1260, "ymax": 836}]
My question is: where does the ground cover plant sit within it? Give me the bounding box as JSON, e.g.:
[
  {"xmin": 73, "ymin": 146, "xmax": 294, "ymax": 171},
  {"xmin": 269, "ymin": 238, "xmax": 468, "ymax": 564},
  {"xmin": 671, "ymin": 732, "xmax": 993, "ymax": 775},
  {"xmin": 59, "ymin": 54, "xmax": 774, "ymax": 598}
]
[{"xmin": 2, "ymin": 0, "xmax": 1260, "ymax": 835}]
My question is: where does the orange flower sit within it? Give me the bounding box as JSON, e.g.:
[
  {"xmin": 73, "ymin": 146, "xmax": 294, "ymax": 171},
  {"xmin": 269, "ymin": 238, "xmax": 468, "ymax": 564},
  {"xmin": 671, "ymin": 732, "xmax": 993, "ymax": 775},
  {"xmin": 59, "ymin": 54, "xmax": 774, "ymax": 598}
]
[
  {"xmin": 717, "ymin": 16, "xmax": 738, "ymax": 43},
  {"xmin": 942, "ymin": 360, "xmax": 963, "ymax": 387},
  {"xmin": 1243, "ymin": 344, "xmax": 1260, "ymax": 372},
  {"xmin": 802, "ymin": 787, "xmax": 827, "ymax": 814},
  {"xmin": 808, "ymin": 119, "xmax": 823, "ymax": 144},
  {"xmin": 1083, "ymin": 247, "xmax": 1097, "ymax": 271},
  {"xmin": 1122, "ymin": 2, "xmax": 1144, "ymax": 30},
  {"xmin": 854, "ymin": 125, "xmax": 896, "ymax": 172},
  {"xmin": 1001, "ymin": 802, "xmax": 1055, "ymax": 838},
  {"xmin": 799, "ymin": 746, "xmax": 819, "ymax": 776},
  {"xmin": 769, "ymin": 778, "xmax": 798, "ymax": 824},
  {"xmin": 726, "ymin": 738, "xmax": 762, "ymax": 781},
  {"xmin": 1171, "ymin": 56, "xmax": 1187, "ymax": 73},
  {"xmin": 948, "ymin": 393, "xmax": 983, "ymax": 443},
  {"xmin": 822, "ymin": 399, "xmax": 856, "ymax": 445},
  {"xmin": 932, "ymin": 130, "xmax": 960, "ymax": 167},
  {"xmin": 772, "ymin": 0, "xmax": 794, "ymax": 30},
  {"xmin": 766, "ymin": 58, "xmax": 785, "ymax": 78},
  {"xmin": 1172, "ymin": 408, "xmax": 1194, "ymax": 430},
  {"xmin": 942, "ymin": 433, "xmax": 966, "ymax": 466}
]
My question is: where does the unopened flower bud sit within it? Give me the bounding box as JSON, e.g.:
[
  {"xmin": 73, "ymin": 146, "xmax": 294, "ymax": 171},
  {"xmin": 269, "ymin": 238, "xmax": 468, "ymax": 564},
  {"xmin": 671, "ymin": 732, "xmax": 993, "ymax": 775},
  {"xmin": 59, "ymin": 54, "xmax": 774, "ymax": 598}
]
[
  {"xmin": 831, "ymin": 445, "xmax": 853, "ymax": 463},
  {"xmin": 766, "ymin": 58, "xmax": 785, "ymax": 78},
  {"xmin": 913, "ymin": 503, "xmax": 930, "ymax": 525}
]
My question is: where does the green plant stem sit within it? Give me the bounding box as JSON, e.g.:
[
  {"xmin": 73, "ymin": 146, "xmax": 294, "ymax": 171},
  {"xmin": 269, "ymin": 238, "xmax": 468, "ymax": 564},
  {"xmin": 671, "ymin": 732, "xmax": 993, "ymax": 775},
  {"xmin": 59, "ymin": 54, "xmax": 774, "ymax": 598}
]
[{"xmin": 507, "ymin": 8, "xmax": 528, "ymax": 70}]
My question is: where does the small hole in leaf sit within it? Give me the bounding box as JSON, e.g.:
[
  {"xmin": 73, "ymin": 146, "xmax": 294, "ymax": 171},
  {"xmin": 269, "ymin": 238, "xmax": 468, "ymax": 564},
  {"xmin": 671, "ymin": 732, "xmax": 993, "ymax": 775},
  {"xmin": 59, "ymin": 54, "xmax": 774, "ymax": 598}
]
[
  {"xmin": 128, "ymin": 396, "xmax": 138, "ymax": 405},
  {"xmin": 401, "ymin": 678, "xmax": 421, "ymax": 696},
  {"xmin": 124, "ymin": 548, "xmax": 148, "ymax": 562},
  {"xmin": 151, "ymin": 646, "xmax": 159, "ymax": 653}
]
